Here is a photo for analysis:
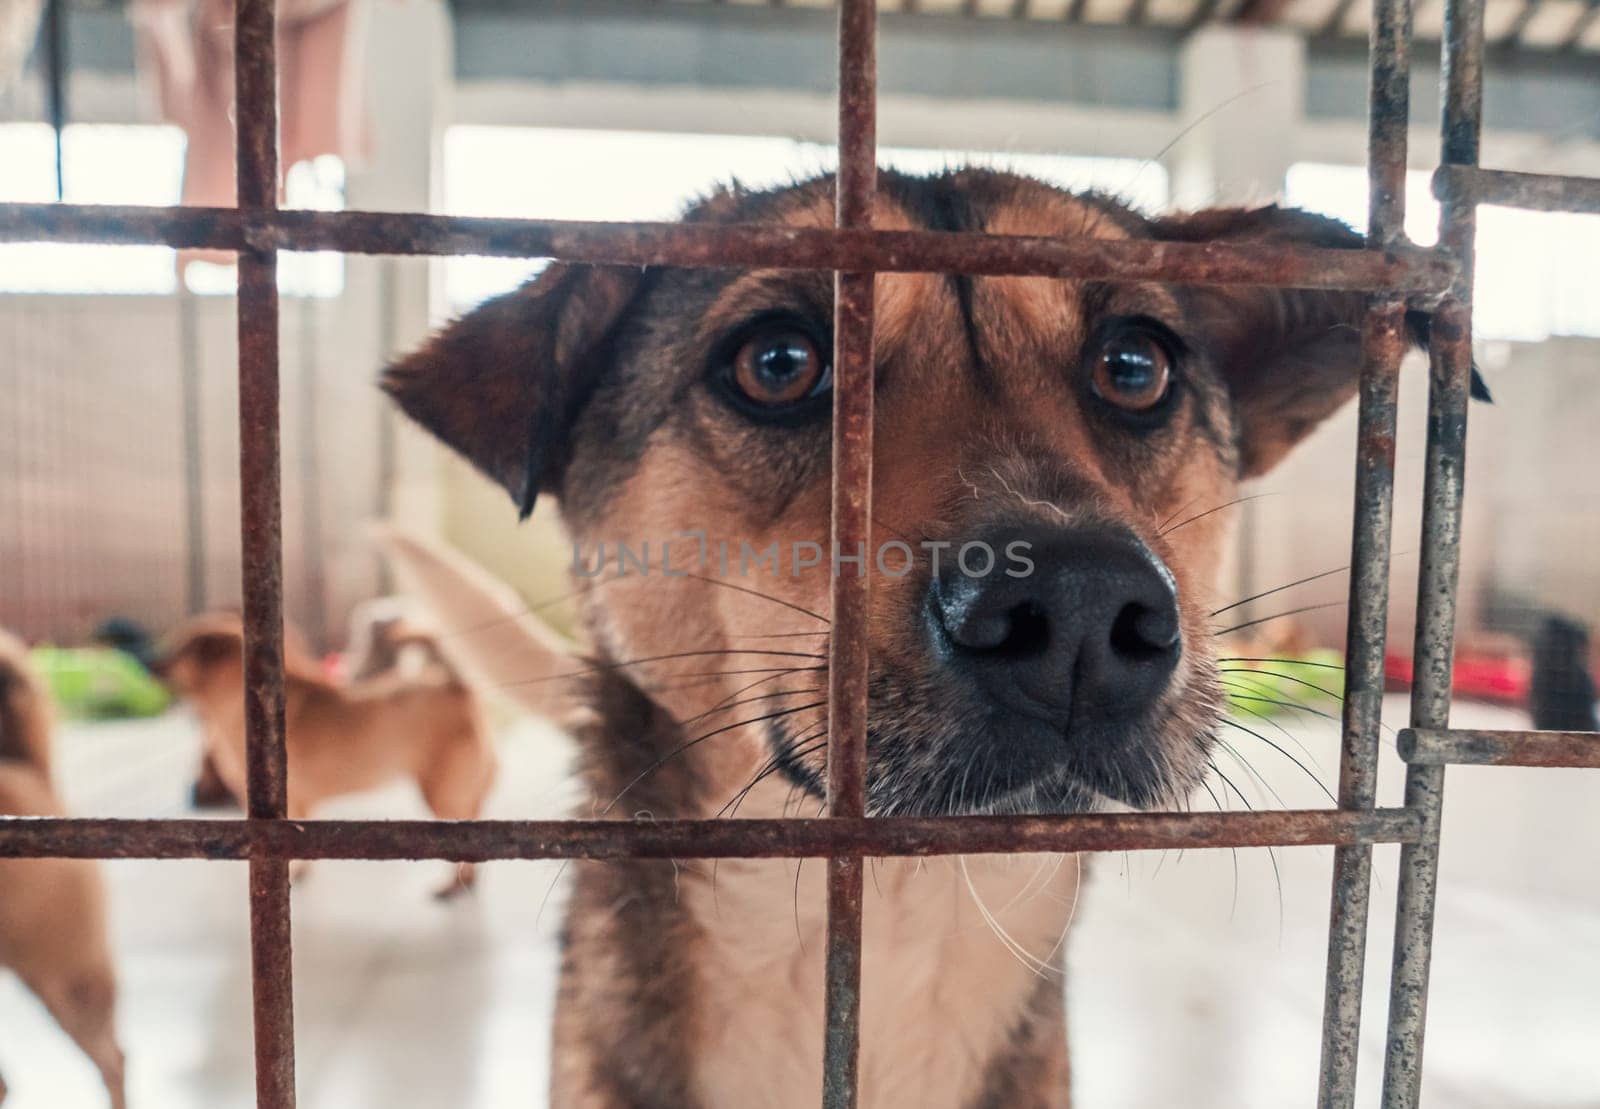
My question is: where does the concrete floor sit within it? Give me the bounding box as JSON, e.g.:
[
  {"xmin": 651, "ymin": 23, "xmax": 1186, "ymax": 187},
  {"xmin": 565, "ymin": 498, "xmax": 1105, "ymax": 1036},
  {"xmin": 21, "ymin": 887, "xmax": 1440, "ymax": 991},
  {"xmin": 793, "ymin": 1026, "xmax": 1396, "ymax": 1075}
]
[{"xmin": 1, "ymin": 695, "xmax": 1596, "ymax": 1108}]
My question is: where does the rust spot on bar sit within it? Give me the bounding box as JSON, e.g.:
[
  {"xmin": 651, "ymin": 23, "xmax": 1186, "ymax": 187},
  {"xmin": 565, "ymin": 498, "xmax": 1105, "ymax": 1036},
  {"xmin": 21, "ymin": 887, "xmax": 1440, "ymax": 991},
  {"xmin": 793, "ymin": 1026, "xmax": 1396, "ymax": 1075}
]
[
  {"xmin": 1399, "ymin": 728, "xmax": 1600, "ymax": 768},
  {"xmin": 0, "ymin": 810, "xmax": 1428, "ymax": 861},
  {"xmin": 0, "ymin": 205, "xmax": 1461, "ymax": 294}
]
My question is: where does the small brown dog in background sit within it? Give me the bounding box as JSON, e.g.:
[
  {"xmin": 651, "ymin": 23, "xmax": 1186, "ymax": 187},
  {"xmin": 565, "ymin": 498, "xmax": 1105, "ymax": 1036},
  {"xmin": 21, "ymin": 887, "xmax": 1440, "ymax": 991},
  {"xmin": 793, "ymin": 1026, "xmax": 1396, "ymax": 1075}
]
[
  {"xmin": 0, "ymin": 628, "xmax": 126, "ymax": 1108},
  {"xmin": 158, "ymin": 612, "xmax": 496, "ymax": 898}
]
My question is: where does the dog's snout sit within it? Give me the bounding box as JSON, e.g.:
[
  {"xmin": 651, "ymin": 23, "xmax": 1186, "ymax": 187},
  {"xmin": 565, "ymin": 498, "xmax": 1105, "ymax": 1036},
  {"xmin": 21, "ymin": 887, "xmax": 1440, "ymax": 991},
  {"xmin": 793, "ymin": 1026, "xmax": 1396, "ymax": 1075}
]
[{"xmin": 928, "ymin": 524, "xmax": 1180, "ymax": 725}]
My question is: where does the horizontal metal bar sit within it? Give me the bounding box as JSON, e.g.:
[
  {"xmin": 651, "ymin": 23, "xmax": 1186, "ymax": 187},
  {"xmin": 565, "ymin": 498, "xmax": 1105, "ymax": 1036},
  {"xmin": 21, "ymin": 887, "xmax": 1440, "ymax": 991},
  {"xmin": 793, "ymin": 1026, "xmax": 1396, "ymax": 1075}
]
[
  {"xmin": 0, "ymin": 203, "xmax": 1459, "ymax": 292},
  {"xmin": 1433, "ymin": 166, "xmax": 1600, "ymax": 215},
  {"xmin": 1398, "ymin": 728, "xmax": 1600, "ymax": 768},
  {"xmin": 0, "ymin": 809, "xmax": 1424, "ymax": 861}
]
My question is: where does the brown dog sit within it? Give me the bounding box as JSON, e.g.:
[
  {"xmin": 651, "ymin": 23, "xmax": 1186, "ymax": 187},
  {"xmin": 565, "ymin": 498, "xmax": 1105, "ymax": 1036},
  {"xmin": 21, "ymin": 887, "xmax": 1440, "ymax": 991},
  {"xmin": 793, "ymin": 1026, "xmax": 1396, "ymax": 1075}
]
[
  {"xmin": 383, "ymin": 170, "xmax": 1448, "ymax": 1106},
  {"xmin": 159, "ymin": 613, "xmax": 496, "ymax": 897},
  {"xmin": 0, "ymin": 629, "xmax": 126, "ymax": 1108}
]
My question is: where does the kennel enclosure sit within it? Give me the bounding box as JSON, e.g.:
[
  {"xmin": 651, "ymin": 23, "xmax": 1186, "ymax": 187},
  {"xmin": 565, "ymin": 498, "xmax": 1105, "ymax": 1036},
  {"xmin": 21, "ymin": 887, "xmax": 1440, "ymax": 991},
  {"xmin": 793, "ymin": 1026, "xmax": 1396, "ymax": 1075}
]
[{"xmin": 3, "ymin": 1, "xmax": 1600, "ymax": 1107}]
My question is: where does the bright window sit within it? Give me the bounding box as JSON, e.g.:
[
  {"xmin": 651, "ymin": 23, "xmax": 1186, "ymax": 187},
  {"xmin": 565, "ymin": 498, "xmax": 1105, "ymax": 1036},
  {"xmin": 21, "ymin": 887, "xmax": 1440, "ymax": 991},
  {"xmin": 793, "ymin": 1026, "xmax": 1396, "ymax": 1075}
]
[
  {"xmin": 1286, "ymin": 162, "xmax": 1600, "ymax": 342},
  {"xmin": 0, "ymin": 123, "xmax": 344, "ymax": 297},
  {"xmin": 442, "ymin": 125, "xmax": 1169, "ymax": 310}
]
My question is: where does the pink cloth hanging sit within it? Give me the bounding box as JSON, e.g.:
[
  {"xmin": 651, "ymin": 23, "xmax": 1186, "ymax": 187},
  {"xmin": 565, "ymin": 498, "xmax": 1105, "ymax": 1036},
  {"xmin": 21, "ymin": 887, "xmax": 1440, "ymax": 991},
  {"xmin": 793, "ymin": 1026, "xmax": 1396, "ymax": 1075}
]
[{"xmin": 131, "ymin": 0, "xmax": 371, "ymax": 261}]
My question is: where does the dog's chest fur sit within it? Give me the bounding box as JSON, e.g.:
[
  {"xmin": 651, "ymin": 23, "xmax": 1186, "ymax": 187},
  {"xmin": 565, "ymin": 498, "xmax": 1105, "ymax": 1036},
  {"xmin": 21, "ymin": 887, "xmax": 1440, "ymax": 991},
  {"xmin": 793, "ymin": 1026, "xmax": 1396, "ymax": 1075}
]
[
  {"xmin": 556, "ymin": 677, "xmax": 1077, "ymax": 1108},
  {"xmin": 685, "ymin": 807, "xmax": 1079, "ymax": 1109}
]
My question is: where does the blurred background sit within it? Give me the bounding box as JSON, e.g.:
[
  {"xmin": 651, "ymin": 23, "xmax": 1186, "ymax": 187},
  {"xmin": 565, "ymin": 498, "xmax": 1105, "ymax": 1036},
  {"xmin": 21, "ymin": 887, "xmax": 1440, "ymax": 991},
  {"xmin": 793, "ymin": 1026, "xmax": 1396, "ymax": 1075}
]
[{"xmin": 0, "ymin": 1, "xmax": 1597, "ymax": 1106}]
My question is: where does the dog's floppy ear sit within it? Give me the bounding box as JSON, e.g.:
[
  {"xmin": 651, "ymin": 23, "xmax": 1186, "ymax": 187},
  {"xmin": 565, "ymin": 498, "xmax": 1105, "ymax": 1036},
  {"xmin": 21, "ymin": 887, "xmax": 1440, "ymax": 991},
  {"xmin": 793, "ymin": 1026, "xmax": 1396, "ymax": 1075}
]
[
  {"xmin": 1151, "ymin": 205, "xmax": 1486, "ymax": 477},
  {"xmin": 382, "ymin": 263, "xmax": 643, "ymax": 518}
]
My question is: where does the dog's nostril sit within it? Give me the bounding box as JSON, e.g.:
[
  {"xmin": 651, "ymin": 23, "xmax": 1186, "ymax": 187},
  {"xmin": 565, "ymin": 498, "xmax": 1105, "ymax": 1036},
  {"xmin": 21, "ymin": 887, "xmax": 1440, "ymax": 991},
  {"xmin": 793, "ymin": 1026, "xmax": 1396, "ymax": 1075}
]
[
  {"xmin": 1109, "ymin": 602, "xmax": 1179, "ymax": 660},
  {"xmin": 999, "ymin": 601, "xmax": 1050, "ymax": 658}
]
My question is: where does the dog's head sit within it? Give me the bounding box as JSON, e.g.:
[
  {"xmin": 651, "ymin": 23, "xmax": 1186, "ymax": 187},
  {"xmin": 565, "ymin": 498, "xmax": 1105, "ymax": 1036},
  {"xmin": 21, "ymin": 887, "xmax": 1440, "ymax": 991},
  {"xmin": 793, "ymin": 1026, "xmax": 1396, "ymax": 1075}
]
[
  {"xmin": 385, "ymin": 170, "xmax": 1429, "ymax": 817},
  {"xmin": 156, "ymin": 614, "xmax": 323, "ymax": 702}
]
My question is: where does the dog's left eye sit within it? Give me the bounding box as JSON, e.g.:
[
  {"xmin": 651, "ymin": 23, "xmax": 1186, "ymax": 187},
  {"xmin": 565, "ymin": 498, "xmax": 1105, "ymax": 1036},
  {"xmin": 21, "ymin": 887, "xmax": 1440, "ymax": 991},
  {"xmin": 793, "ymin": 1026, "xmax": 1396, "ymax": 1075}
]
[
  {"xmin": 727, "ymin": 326, "xmax": 831, "ymax": 410},
  {"xmin": 1091, "ymin": 325, "xmax": 1174, "ymax": 413}
]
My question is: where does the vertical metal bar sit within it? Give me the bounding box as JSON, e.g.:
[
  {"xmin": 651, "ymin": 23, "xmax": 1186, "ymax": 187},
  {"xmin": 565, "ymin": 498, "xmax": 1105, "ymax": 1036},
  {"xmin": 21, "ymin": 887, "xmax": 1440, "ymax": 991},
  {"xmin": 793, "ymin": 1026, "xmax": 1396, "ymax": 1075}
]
[
  {"xmin": 1380, "ymin": 0, "xmax": 1483, "ymax": 1094},
  {"xmin": 1380, "ymin": 299, "xmax": 1472, "ymax": 1108},
  {"xmin": 235, "ymin": 1, "xmax": 297, "ymax": 1106},
  {"xmin": 1317, "ymin": 0, "xmax": 1412, "ymax": 1103},
  {"xmin": 823, "ymin": 2, "xmax": 876, "ymax": 1107}
]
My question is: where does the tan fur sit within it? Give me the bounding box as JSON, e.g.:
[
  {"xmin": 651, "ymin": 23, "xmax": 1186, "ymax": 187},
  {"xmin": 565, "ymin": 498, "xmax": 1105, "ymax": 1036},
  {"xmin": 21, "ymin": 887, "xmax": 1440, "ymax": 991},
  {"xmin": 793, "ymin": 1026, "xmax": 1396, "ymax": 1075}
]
[
  {"xmin": 159, "ymin": 613, "xmax": 497, "ymax": 897},
  {"xmin": 0, "ymin": 629, "xmax": 126, "ymax": 1109}
]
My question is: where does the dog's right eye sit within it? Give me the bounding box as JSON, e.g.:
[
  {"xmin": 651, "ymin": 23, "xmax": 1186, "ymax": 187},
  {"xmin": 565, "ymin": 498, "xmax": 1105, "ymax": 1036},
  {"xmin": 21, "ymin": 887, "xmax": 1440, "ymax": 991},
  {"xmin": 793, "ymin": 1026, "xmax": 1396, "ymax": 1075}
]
[{"xmin": 720, "ymin": 324, "xmax": 832, "ymax": 415}]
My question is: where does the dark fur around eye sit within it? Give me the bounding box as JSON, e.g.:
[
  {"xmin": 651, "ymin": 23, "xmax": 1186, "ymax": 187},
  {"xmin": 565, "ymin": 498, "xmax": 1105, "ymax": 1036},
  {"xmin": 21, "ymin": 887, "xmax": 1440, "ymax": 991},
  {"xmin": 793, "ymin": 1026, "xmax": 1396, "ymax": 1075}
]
[
  {"xmin": 708, "ymin": 310, "xmax": 834, "ymax": 426},
  {"xmin": 1081, "ymin": 316, "xmax": 1188, "ymax": 430}
]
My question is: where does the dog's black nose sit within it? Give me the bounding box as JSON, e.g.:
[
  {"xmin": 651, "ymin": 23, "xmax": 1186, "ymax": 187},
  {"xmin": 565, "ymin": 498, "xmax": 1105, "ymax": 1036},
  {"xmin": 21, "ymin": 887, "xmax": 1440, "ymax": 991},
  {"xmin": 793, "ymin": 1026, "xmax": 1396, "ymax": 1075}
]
[{"xmin": 927, "ymin": 524, "xmax": 1180, "ymax": 724}]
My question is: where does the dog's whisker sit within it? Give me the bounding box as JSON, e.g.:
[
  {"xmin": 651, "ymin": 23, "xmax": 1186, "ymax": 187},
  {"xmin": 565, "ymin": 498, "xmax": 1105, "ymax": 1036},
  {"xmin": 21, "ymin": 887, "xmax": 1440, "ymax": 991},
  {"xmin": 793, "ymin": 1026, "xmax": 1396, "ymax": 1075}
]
[
  {"xmin": 793, "ymin": 856, "xmax": 808, "ymax": 954},
  {"xmin": 679, "ymin": 572, "xmax": 831, "ymax": 625},
  {"xmin": 1210, "ymin": 758, "xmax": 1286, "ymax": 934},
  {"xmin": 1211, "ymin": 601, "xmax": 1346, "ymax": 638},
  {"xmin": 726, "ymin": 630, "xmax": 833, "ymax": 642},
  {"xmin": 1216, "ymin": 738, "xmax": 1292, "ymax": 812},
  {"xmin": 602, "ymin": 701, "xmax": 827, "ymax": 817},
  {"xmin": 1209, "ymin": 563, "xmax": 1350, "ymax": 617},
  {"xmin": 1218, "ymin": 666, "xmax": 1348, "ymax": 705},
  {"xmin": 495, "ymin": 648, "xmax": 826, "ymax": 691},
  {"xmin": 1221, "ymin": 688, "xmax": 1343, "ymax": 728},
  {"xmin": 1158, "ymin": 492, "xmax": 1277, "ymax": 539},
  {"xmin": 1197, "ymin": 769, "xmax": 1240, "ymax": 920},
  {"xmin": 1219, "ymin": 696, "xmax": 1328, "ymax": 775},
  {"xmin": 719, "ymin": 736, "xmax": 827, "ymax": 822},
  {"xmin": 676, "ymin": 686, "xmax": 826, "ymax": 731},
  {"xmin": 959, "ymin": 856, "xmax": 1055, "ymax": 980},
  {"xmin": 692, "ymin": 667, "xmax": 827, "ymax": 718},
  {"xmin": 1217, "ymin": 655, "xmax": 1346, "ymax": 671},
  {"xmin": 1220, "ymin": 718, "xmax": 1337, "ymax": 806}
]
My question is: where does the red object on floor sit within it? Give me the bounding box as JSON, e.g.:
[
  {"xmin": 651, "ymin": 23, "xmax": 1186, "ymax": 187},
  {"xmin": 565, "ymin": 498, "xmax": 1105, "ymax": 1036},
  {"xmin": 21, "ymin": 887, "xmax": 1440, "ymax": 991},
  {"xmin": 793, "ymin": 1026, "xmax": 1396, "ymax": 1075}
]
[{"xmin": 1384, "ymin": 652, "xmax": 1530, "ymax": 705}]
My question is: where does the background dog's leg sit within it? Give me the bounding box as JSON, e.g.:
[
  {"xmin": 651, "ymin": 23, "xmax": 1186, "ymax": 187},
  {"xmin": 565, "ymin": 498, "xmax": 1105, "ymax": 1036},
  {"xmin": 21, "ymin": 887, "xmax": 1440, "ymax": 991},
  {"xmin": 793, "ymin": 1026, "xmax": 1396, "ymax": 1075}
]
[
  {"xmin": 420, "ymin": 745, "xmax": 496, "ymax": 901},
  {"xmin": 30, "ymin": 971, "xmax": 126, "ymax": 1109},
  {"xmin": 0, "ymin": 1059, "xmax": 8, "ymax": 1104},
  {"xmin": 190, "ymin": 748, "xmax": 235, "ymax": 808}
]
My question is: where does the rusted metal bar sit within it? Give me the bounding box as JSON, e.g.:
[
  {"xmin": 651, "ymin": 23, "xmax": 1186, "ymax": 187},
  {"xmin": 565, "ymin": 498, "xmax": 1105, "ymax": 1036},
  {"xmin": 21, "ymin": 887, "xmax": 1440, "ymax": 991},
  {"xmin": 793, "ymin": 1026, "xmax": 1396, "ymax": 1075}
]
[
  {"xmin": 1318, "ymin": 1, "xmax": 1414, "ymax": 1102},
  {"xmin": 234, "ymin": 1, "xmax": 296, "ymax": 1106},
  {"xmin": 1382, "ymin": 302, "xmax": 1476, "ymax": 1109},
  {"xmin": 1319, "ymin": 306, "xmax": 1408, "ymax": 1107},
  {"xmin": 0, "ymin": 809, "xmax": 1427, "ymax": 861},
  {"xmin": 1380, "ymin": 0, "xmax": 1485, "ymax": 1094},
  {"xmin": 823, "ymin": 3, "xmax": 876, "ymax": 1106},
  {"xmin": 1399, "ymin": 728, "xmax": 1600, "ymax": 767},
  {"xmin": 0, "ymin": 204, "xmax": 1461, "ymax": 294},
  {"xmin": 238, "ymin": 249, "xmax": 287, "ymax": 822},
  {"xmin": 1432, "ymin": 165, "xmax": 1600, "ymax": 215}
]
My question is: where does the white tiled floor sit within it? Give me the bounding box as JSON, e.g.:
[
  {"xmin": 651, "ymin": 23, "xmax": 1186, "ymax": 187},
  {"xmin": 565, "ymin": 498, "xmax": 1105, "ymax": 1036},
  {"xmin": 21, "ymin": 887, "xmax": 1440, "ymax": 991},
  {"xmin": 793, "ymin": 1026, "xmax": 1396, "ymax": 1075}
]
[{"xmin": 2, "ymin": 697, "xmax": 1597, "ymax": 1108}]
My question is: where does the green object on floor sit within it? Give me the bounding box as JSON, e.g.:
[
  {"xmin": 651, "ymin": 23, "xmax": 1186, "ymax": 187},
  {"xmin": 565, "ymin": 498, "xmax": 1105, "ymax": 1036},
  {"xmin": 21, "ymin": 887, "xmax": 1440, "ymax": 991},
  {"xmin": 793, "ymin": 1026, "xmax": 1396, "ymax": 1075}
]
[
  {"xmin": 1224, "ymin": 649, "xmax": 1346, "ymax": 717},
  {"xmin": 30, "ymin": 646, "xmax": 172, "ymax": 719}
]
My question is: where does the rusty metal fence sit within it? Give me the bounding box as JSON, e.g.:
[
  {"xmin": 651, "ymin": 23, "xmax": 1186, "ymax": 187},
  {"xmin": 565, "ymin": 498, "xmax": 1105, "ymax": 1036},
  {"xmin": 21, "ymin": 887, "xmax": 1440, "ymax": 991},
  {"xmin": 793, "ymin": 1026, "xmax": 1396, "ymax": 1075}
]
[{"xmin": 2, "ymin": 0, "xmax": 1599, "ymax": 1106}]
